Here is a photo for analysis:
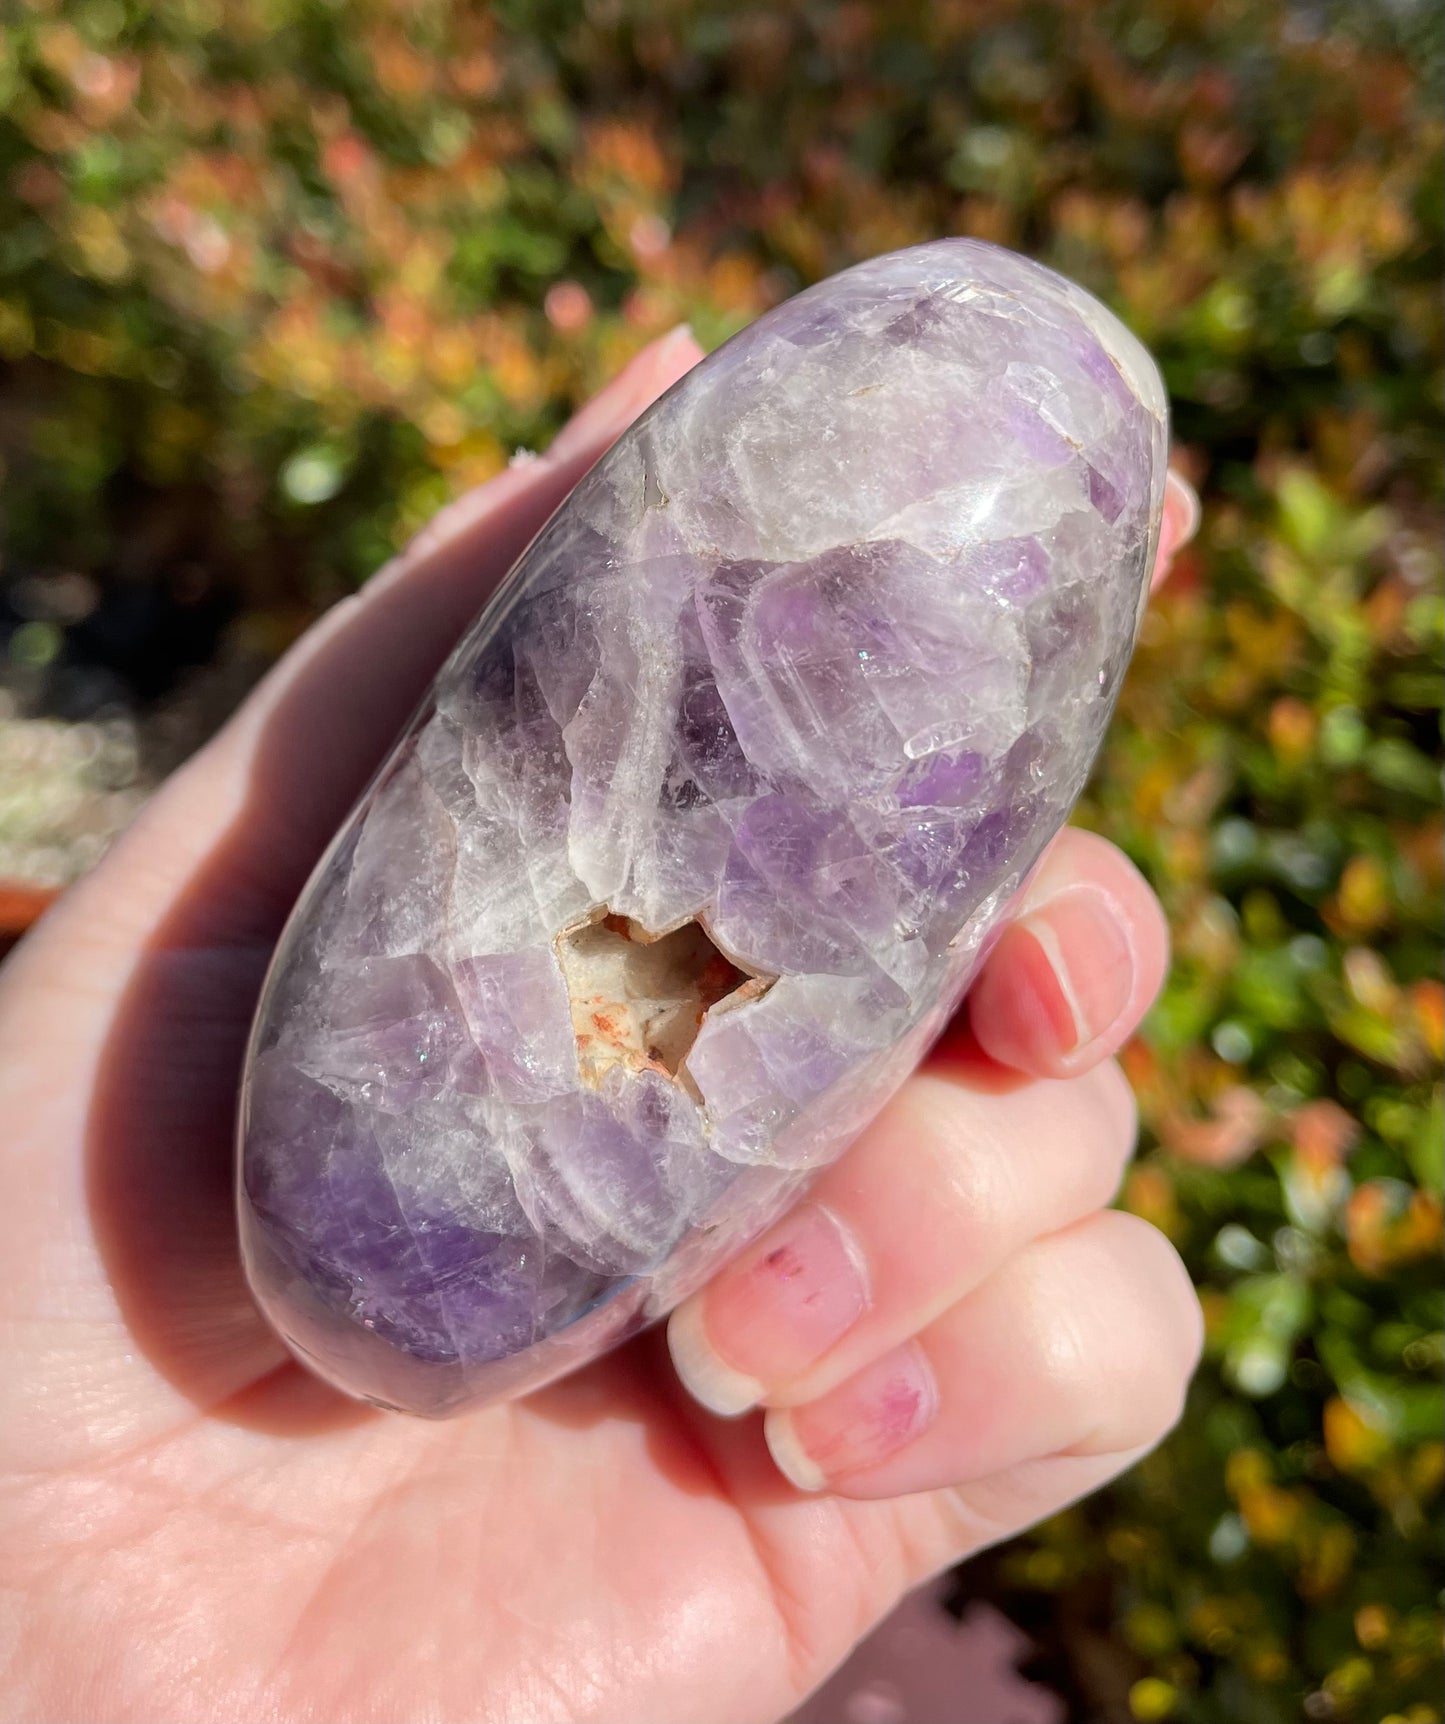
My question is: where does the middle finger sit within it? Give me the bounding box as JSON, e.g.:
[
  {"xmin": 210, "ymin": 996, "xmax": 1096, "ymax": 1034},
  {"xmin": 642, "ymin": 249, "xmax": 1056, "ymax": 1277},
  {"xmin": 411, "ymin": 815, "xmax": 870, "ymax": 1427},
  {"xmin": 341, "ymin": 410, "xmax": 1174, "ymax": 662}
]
[{"xmin": 668, "ymin": 1056, "xmax": 1136, "ymax": 1416}]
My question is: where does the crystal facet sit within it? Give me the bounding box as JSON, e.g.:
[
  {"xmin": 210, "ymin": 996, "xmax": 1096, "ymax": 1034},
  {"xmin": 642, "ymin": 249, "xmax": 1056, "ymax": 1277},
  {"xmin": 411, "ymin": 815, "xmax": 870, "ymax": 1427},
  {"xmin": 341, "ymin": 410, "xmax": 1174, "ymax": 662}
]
[{"xmin": 238, "ymin": 240, "xmax": 1168, "ymax": 1415}]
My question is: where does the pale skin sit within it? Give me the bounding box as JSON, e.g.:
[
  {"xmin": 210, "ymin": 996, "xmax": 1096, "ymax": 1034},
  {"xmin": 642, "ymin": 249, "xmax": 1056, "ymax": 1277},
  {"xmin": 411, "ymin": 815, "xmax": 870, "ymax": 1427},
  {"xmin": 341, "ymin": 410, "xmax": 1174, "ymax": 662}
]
[{"xmin": 0, "ymin": 328, "xmax": 1204, "ymax": 1723}]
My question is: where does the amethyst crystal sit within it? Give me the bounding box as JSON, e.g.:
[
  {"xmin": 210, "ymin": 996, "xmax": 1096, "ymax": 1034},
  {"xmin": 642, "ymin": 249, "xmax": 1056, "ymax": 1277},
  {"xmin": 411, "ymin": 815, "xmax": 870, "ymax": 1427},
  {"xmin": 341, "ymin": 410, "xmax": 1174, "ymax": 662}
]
[{"xmin": 238, "ymin": 240, "xmax": 1168, "ymax": 1415}]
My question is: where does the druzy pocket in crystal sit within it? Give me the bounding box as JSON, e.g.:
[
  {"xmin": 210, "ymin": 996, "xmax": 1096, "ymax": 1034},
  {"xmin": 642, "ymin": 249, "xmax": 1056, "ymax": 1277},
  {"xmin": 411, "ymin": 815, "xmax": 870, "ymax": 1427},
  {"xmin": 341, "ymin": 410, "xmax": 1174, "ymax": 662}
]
[{"xmin": 238, "ymin": 239, "xmax": 1168, "ymax": 1415}]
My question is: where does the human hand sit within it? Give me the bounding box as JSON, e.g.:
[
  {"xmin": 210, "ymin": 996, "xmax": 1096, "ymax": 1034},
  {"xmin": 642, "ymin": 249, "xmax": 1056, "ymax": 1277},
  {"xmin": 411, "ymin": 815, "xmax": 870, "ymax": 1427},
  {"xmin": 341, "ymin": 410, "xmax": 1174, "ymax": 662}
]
[{"xmin": 0, "ymin": 327, "xmax": 1202, "ymax": 1723}]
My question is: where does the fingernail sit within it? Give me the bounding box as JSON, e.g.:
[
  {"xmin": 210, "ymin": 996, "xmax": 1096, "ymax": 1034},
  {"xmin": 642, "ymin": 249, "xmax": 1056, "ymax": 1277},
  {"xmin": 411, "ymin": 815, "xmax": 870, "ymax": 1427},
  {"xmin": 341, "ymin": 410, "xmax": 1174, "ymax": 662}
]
[
  {"xmin": 1164, "ymin": 470, "xmax": 1201, "ymax": 548},
  {"xmin": 667, "ymin": 1297, "xmax": 765, "ymax": 1417},
  {"xmin": 764, "ymin": 1343, "xmax": 938, "ymax": 1492},
  {"xmin": 668, "ymin": 1205, "xmax": 869, "ymax": 1416},
  {"xmin": 548, "ymin": 324, "xmax": 695, "ymax": 463},
  {"xmin": 656, "ymin": 320, "xmax": 696, "ymax": 357},
  {"xmin": 1015, "ymin": 887, "xmax": 1135, "ymax": 1054}
]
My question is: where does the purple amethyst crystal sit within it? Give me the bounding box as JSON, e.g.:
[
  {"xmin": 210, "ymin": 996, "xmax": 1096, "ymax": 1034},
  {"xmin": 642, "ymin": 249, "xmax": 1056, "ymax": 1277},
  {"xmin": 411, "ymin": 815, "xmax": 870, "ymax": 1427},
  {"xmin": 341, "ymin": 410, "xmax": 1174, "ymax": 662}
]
[{"xmin": 238, "ymin": 240, "xmax": 1168, "ymax": 1415}]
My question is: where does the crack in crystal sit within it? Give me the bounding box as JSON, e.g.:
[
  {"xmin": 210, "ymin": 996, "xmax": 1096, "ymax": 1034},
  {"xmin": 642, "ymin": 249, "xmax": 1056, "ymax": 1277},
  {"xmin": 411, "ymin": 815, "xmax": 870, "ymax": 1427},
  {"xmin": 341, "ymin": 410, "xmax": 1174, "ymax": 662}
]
[{"xmin": 555, "ymin": 910, "xmax": 772, "ymax": 1097}]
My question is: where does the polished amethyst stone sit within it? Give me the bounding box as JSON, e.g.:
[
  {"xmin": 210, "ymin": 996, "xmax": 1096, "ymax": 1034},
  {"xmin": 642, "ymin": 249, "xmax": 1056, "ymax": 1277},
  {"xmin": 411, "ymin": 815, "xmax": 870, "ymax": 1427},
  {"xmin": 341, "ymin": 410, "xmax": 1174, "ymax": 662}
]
[{"xmin": 238, "ymin": 240, "xmax": 1168, "ymax": 1414}]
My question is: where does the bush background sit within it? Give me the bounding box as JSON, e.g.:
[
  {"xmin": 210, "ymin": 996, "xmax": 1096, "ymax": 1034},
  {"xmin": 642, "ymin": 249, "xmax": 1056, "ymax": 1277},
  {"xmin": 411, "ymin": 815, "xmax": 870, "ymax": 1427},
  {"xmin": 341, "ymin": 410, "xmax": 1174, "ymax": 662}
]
[{"xmin": 1, "ymin": 2, "xmax": 1441, "ymax": 1719}]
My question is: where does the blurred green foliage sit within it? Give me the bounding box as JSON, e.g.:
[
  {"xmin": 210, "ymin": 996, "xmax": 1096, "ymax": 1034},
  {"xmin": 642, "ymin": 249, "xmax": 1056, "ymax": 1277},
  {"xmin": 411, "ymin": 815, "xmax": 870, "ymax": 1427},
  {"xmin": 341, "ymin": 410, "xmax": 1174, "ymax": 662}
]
[{"xmin": 0, "ymin": 0, "xmax": 1440, "ymax": 1719}]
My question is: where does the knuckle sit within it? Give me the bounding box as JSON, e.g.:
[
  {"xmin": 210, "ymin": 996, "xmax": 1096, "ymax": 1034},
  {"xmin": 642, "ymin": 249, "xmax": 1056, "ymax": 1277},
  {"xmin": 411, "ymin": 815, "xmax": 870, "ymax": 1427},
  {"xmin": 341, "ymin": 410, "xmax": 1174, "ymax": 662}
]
[
  {"xmin": 1105, "ymin": 1213, "xmax": 1203, "ymax": 1438},
  {"xmin": 1058, "ymin": 1062, "xmax": 1139, "ymax": 1205},
  {"xmin": 1086, "ymin": 1059, "xmax": 1139, "ymax": 1157},
  {"xmin": 1046, "ymin": 1213, "xmax": 1202, "ymax": 1452}
]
